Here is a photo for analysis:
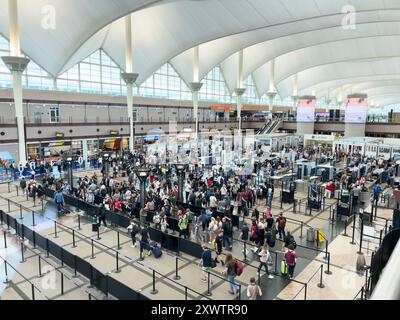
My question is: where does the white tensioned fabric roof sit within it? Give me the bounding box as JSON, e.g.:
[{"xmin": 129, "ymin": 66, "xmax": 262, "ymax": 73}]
[{"xmin": 3, "ymin": 0, "xmax": 400, "ymax": 106}]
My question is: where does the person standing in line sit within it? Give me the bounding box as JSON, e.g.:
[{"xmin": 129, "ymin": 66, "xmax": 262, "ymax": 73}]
[
  {"xmin": 97, "ymin": 203, "xmax": 108, "ymax": 229},
  {"xmin": 222, "ymin": 253, "xmax": 239, "ymax": 295},
  {"xmin": 53, "ymin": 189, "xmax": 65, "ymax": 213},
  {"xmin": 127, "ymin": 221, "xmax": 140, "ymax": 248},
  {"xmin": 178, "ymin": 213, "xmax": 188, "ymax": 239},
  {"xmin": 139, "ymin": 224, "xmax": 152, "ymax": 259},
  {"xmin": 200, "ymin": 245, "xmax": 213, "ymax": 283},
  {"xmin": 222, "ymin": 216, "xmax": 233, "ymax": 249},
  {"xmin": 214, "ymin": 231, "xmax": 225, "ymax": 265},
  {"xmin": 257, "ymin": 218, "xmax": 266, "ymax": 249},
  {"xmin": 276, "ymin": 213, "xmax": 287, "ymax": 240},
  {"xmin": 247, "ymin": 277, "xmax": 262, "ymax": 300},
  {"xmin": 284, "ymin": 244, "xmax": 299, "ymax": 279},
  {"xmin": 257, "ymin": 243, "xmax": 274, "ymax": 279},
  {"xmin": 240, "ymin": 222, "xmax": 250, "ymax": 256}
]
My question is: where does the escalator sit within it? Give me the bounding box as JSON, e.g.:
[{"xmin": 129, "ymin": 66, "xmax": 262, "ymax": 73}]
[{"xmin": 257, "ymin": 119, "xmax": 282, "ymax": 135}]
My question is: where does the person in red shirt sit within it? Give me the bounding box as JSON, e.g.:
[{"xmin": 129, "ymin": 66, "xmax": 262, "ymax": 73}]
[{"xmin": 284, "ymin": 244, "xmax": 299, "ymax": 279}]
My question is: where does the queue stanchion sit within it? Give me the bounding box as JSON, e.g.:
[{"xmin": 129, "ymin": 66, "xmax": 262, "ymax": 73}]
[
  {"xmin": 0, "ymin": 211, "xmax": 3, "ymax": 225},
  {"xmin": 357, "ymin": 216, "xmax": 364, "ymax": 254},
  {"xmin": 97, "ymin": 227, "xmax": 101, "ymax": 240},
  {"xmin": 206, "ymin": 272, "xmax": 212, "ymax": 296},
  {"xmin": 243, "ymin": 242, "xmax": 247, "ymax": 261},
  {"xmin": 38, "ymin": 256, "xmax": 42, "ymax": 278},
  {"xmin": 317, "ymin": 264, "xmax": 325, "ymax": 288},
  {"xmin": 33, "ymin": 193, "xmax": 36, "ymax": 207},
  {"xmin": 7, "ymin": 199, "xmax": 10, "ymax": 213},
  {"xmin": 31, "ymin": 284, "xmax": 35, "ymax": 301},
  {"xmin": 7, "ymin": 182, "xmax": 10, "ymax": 193},
  {"xmin": 3, "ymin": 261, "xmax": 9, "ymax": 284},
  {"xmin": 117, "ymin": 232, "xmax": 121, "ymax": 250},
  {"xmin": 88, "ymin": 265, "xmax": 94, "ymax": 288},
  {"xmin": 325, "ymin": 252, "xmax": 332, "ymax": 275},
  {"xmin": 46, "ymin": 239, "xmax": 50, "ymax": 258},
  {"xmin": 26, "ymin": 189, "xmax": 28, "ymax": 201},
  {"xmin": 273, "ymin": 252, "xmax": 278, "ymax": 275},
  {"xmin": 41, "ymin": 198, "xmax": 44, "ymax": 211},
  {"xmin": 54, "ymin": 221, "xmax": 58, "ymax": 238},
  {"xmin": 114, "ymin": 251, "xmax": 121, "ymax": 273},
  {"xmin": 257, "ymin": 270, "xmax": 261, "ymax": 286},
  {"xmin": 379, "ymin": 229, "xmax": 383, "ymax": 246},
  {"xmin": 17, "ymin": 205, "xmax": 22, "ymax": 221},
  {"xmin": 73, "ymin": 255, "xmax": 78, "ymax": 278},
  {"xmin": 16, "ymin": 185, "xmax": 19, "ymax": 196},
  {"xmin": 61, "ymin": 273, "xmax": 64, "ymax": 295},
  {"xmin": 350, "ymin": 213, "xmax": 356, "ymax": 245},
  {"xmin": 299, "ymin": 221, "xmax": 304, "ymax": 239},
  {"xmin": 185, "ymin": 287, "xmax": 188, "ymax": 300},
  {"xmin": 91, "ymin": 240, "xmax": 95, "ymax": 259},
  {"xmin": 78, "ymin": 215, "xmax": 81, "ymax": 230},
  {"xmin": 237, "ymin": 284, "xmax": 242, "ymax": 300},
  {"xmin": 174, "ymin": 256, "xmax": 181, "ymax": 280},
  {"xmin": 33, "ymin": 231, "xmax": 36, "ymax": 249},
  {"xmin": 72, "ymin": 230, "xmax": 76, "ymax": 248},
  {"xmin": 304, "ymin": 283, "xmax": 307, "ymax": 300},
  {"xmin": 20, "ymin": 242, "xmax": 25, "ymax": 263},
  {"xmin": 32, "ymin": 211, "xmax": 36, "ymax": 227},
  {"xmin": 150, "ymin": 270, "xmax": 158, "ymax": 295}
]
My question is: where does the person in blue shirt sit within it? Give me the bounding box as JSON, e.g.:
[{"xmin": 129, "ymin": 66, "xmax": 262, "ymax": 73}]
[
  {"xmin": 53, "ymin": 190, "xmax": 64, "ymax": 212},
  {"xmin": 373, "ymin": 185, "xmax": 382, "ymax": 204}
]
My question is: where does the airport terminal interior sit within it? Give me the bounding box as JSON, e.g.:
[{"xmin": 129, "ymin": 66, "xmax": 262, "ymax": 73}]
[{"xmin": 0, "ymin": 0, "xmax": 399, "ymax": 301}]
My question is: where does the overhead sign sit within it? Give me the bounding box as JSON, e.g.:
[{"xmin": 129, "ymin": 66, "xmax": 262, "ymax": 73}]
[
  {"xmin": 110, "ymin": 130, "xmax": 120, "ymax": 135},
  {"xmin": 55, "ymin": 132, "xmax": 65, "ymax": 138},
  {"xmin": 210, "ymin": 106, "xmax": 233, "ymax": 111}
]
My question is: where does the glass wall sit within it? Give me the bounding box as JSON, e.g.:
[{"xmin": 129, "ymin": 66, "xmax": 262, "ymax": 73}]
[{"xmin": 199, "ymin": 67, "xmax": 233, "ymax": 103}]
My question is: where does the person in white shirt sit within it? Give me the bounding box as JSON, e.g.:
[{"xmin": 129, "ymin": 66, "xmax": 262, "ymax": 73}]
[
  {"xmin": 247, "ymin": 277, "xmax": 262, "ymax": 300},
  {"xmin": 184, "ymin": 181, "xmax": 192, "ymax": 203},
  {"xmin": 257, "ymin": 243, "xmax": 274, "ymax": 279}
]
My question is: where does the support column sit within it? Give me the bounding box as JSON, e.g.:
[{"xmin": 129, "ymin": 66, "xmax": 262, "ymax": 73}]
[
  {"xmin": 121, "ymin": 14, "xmax": 138, "ymax": 154},
  {"xmin": 189, "ymin": 82, "xmax": 203, "ymax": 136},
  {"xmin": 1, "ymin": 0, "xmax": 30, "ymax": 165},
  {"xmin": 267, "ymin": 59, "xmax": 277, "ymax": 119},
  {"xmin": 291, "ymin": 74, "xmax": 299, "ymax": 117},
  {"xmin": 236, "ymin": 50, "xmax": 246, "ymax": 134},
  {"xmin": 296, "ymin": 95, "xmax": 316, "ymax": 135},
  {"xmin": 190, "ymin": 46, "xmax": 203, "ymax": 137}
]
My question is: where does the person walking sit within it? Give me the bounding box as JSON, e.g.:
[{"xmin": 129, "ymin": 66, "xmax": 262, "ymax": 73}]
[
  {"xmin": 247, "ymin": 277, "xmax": 262, "ymax": 300},
  {"xmin": 178, "ymin": 213, "xmax": 189, "ymax": 239},
  {"xmin": 223, "ymin": 253, "xmax": 239, "ymax": 295},
  {"xmin": 222, "ymin": 217, "xmax": 233, "ymax": 249},
  {"xmin": 284, "ymin": 244, "xmax": 299, "ymax": 279},
  {"xmin": 214, "ymin": 231, "xmax": 225, "ymax": 265},
  {"xmin": 53, "ymin": 189, "xmax": 65, "ymax": 213},
  {"xmin": 127, "ymin": 221, "xmax": 140, "ymax": 248},
  {"xmin": 257, "ymin": 243, "xmax": 274, "ymax": 279},
  {"xmin": 97, "ymin": 203, "xmax": 108, "ymax": 229}
]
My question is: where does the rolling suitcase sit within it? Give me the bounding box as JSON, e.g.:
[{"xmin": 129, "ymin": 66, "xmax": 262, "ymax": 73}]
[
  {"xmin": 151, "ymin": 243, "xmax": 163, "ymax": 259},
  {"xmin": 280, "ymin": 261, "xmax": 288, "ymax": 275}
]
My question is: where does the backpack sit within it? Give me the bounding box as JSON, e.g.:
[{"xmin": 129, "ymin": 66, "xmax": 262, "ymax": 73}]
[
  {"xmin": 153, "ymin": 215, "xmax": 161, "ymax": 224},
  {"xmin": 20, "ymin": 180, "xmax": 26, "ymax": 189},
  {"xmin": 268, "ymin": 233, "xmax": 276, "ymax": 248},
  {"xmin": 235, "ymin": 260, "xmax": 245, "ymax": 276}
]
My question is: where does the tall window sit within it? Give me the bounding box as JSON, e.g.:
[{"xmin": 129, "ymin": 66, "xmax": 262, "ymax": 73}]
[
  {"xmin": 0, "ymin": 34, "xmax": 53, "ymax": 90},
  {"xmin": 139, "ymin": 63, "xmax": 191, "ymax": 100},
  {"xmin": 243, "ymin": 74, "xmax": 259, "ymax": 104},
  {"xmin": 199, "ymin": 66, "xmax": 232, "ymax": 103},
  {"xmin": 49, "ymin": 105, "xmax": 60, "ymax": 123}
]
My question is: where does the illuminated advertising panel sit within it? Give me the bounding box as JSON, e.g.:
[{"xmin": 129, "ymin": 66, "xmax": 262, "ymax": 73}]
[
  {"xmin": 296, "ymin": 96, "xmax": 316, "ymax": 122},
  {"xmin": 345, "ymin": 95, "xmax": 368, "ymax": 123}
]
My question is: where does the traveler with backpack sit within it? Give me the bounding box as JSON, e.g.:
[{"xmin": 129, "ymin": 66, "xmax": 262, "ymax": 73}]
[
  {"xmin": 53, "ymin": 190, "xmax": 65, "ymax": 213},
  {"xmin": 247, "ymin": 277, "xmax": 262, "ymax": 300},
  {"xmin": 283, "ymin": 231, "xmax": 296, "ymax": 249},
  {"xmin": 127, "ymin": 221, "xmax": 140, "ymax": 248},
  {"xmin": 178, "ymin": 213, "xmax": 188, "ymax": 239},
  {"xmin": 214, "ymin": 231, "xmax": 225, "ymax": 265},
  {"xmin": 153, "ymin": 211, "xmax": 162, "ymax": 230},
  {"xmin": 20, "ymin": 177, "xmax": 27, "ymax": 194},
  {"xmin": 250, "ymin": 219, "xmax": 259, "ymax": 246},
  {"xmin": 139, "ymin": 224, "xmax": 152, "ymax": 259},
  {"xmin": 257, "ymin": 243, "xmax": 274, "ymax": 279},
  {"xmin": 223, "ymin": 253, "xmax": 239, "ymax": 295},
  {"xmin": 200, "ymin": 245, "xmax": 213, "ymax": 282},
  {"xmin": 97, "ymin": 203, "xmax": 108, "ymax": 229},
  {"xmin": 284, "ymin": 244, "xmax": 299, "ymax": 279}
]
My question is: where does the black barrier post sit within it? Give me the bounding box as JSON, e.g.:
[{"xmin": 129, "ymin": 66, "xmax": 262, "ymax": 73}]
[
  {"xmin": 257, "ymin": 270, "xmax": 261, "ymax": 286},
  {"xmin": 20, "ymin": 242, "xmax": 25, "ymax": 263},
  {"xmin": 325, "ymin": 252, "xmax": 332, "ymax": 275},
  {"xmin": 91, "ymin": 240, "xmax": 95, "ymax": 259},
  {"xmin": 358, "ymin": 216, "xmax": 364, "ymax": 254},
  {"xmin": 78, "ymin": 215, "xmax": 81, "ymax": 230},
  {"xmin": 32, "ymin": 211, "xmax": 36, "ymax": 227},
  {"xmin": 274, "ymin": 252, "xmax": 278, "ymax": 274},
  {"xmin": 88, "ymin": 293, "xmax": 92, "ymax": 300},
  {"xmin": 26, "ymin": 190, "xmax": 28, "ymax": 201},
  {"xmin": 19, "ymin": 205, "xmax": 23, "ymax": 220},
  {"xmin": 280, "ymin": 191, "xmax": 283, "ymax": 209},
  {"xmin": 185, "ymin": 287, "xmax": 188, "ymax": 300},
  {"xmin": 33, "ymin": 231, "xmax": 36, "ymax": 249},
  {"xmin": 299, "ymin": 221, "xmax": 304, "ymax": 239},
  {"xmin": 343, "ymin": 216, "xmax": 349, "ymax": 236},
  {"xmin": 54, "ymin": 221, "xmax": 58, "ymax": 238},
  {"xmin": 72, "ymin": 230, "xmax": 76, "ymax": 248},
  {"xmin": 73, "ymin": 255, "xmax": 78, "ymax": 278},
  {"xmin": 317, "ymin": 264, "xmax": 325, "ymax": 288},
  {"xmin": 117, "ymin": 232, "xmax": 121, "ymax": 250},
  {"xmin": 16, "ymin": 186, "xmax": 19, "ymax": 196},
  {"xmin": 350, "ymin": 214, "xmax": 356, "ymax": 245},
  {"xmin": 33, "ymin": 193, "xmax": 36, "ymax": 207},
  {"xmin": 174, "ymin": 257, "xmax": 181, "ymax": 280},
  {"xmin": 7, "ymin": 199, "xmax": 10, "ymax": 213},
  {"xmin": 384, "ymin": 220, "xmax": 388, "ymax": 236},
  {"xmin": 88, "ymin": 265, "xmax": 94, "ymax": 288},
  {"xmin": 46, "ymin": 239, "xmax": 49, "ymax": 257},
  {"xmin": 3, "ymin": 261, "xmax": 9, "ymax": 284},
  {"xmin": 206, "ymin": 272, "xmax": 212, "ymax": 296},
  {"xmin": 31, "ymin": 284, "xmax": 35, "ymax": 301},
  {"xmin": 97, "ymin": 227, "xmax": 101, "ymax": 240},
  {"xmin": 14, "ymin": 219, "xmax": 18, "ymax": 238},
  {"xmin": 61, "ymin": 273, "xmax": 64, "ymax": 295},
  {"xmin": 293, "ymin": 199, "xmax": 296, "ymax": 213},
  {"xmin": 304, "ymin": 283, "xmax": 307, "ymax": 300},
  {"xmin": 379, "ymin": 229, "xmax": 383, "ymax": 246},
  {"xmin": 114, "ymin": 251, "xmax": 121, "ymax": 273},
  {"xmin": 41, "ymin": 199, "xmax": 44, "ymax": 211},
  {"xmin": 7, "ymin": 182, "xmax": 10, "ymax": 193},
  {"xmin": 2, "ymin": 230, "xmax": 7, "ymax": 249},
  {"xmin": 243, "ymin": 242, "xmax": 247, "ymax": 261},
  {"xmin": 150, "ymin": 270, "xmax": 158, "ymax": 295},
  {"xmin": 237, "ymin": 284, "xmax": 241, "ymax": 300},
  {"xmin": 324, "ymin": 241, "xmax": 329, "ymax": 260},
  {"xmin": 38, "ymin": 256, "xmax": 42, "ymax": 278},
  {"xmin": 0, "ymin": 211, "xmax": 3, "ymax": 225},
  {"xmin": 61, "ymin": 248, "xmax": 64, "ymax": 267}
]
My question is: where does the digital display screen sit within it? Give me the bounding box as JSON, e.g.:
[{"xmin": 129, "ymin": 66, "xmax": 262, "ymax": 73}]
[
  {"xmin": 345, "ymin": 97, "xmax": 368, "ymax": 123},
  {"xmin": 296, "ymin": 98, "xmax": 316, "ymax": 122}
]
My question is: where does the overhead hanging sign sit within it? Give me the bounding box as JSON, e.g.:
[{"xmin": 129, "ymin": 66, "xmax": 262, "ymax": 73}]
[
  {"xmin": 110, "ymin": 130, "xmax": 120, "ymax": 135},
  {"xmin": 209, "ymin": 106, "xmax": 233, "ymax": 111},
  {"xmin": 55, "ymin": 132, "xmax": 65, "ymax": 138}
]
